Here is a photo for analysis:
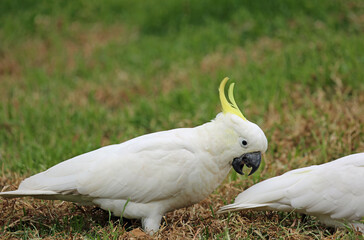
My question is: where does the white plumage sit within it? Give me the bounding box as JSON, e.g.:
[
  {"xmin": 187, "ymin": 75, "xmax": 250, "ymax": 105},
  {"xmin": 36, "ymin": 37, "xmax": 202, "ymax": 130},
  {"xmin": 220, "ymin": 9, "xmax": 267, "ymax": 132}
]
[
  {"xmin": 0, "ymin": 78, "xmax": 268, "ymax": 234},
  {"xmin": 218, "ymin": 153, "xmax": 364, "ymax": 233}
]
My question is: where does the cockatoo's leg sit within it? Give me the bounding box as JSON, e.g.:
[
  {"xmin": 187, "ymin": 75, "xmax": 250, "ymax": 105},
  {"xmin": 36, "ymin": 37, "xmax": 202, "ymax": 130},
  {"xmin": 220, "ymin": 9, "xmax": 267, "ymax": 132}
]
[
  {"xmin": 142, "ymin": 214, "xmax": 163, "ymax": 235},
  {"xmin": 316, "ymin": 215, "xmax": 342, "ymax": 228}
]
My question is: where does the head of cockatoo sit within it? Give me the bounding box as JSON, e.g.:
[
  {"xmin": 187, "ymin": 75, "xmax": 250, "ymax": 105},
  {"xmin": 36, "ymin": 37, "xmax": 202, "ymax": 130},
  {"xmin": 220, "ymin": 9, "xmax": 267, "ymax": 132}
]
[{"xmin": 217, "ymin": 77, "xmax": 268, "ymax": 175}]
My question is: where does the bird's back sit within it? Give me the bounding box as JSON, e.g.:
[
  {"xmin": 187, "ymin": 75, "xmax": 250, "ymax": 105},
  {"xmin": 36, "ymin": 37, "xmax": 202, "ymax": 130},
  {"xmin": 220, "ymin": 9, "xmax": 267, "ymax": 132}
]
[
  {"xmin": 219, "ymin": 153, "xmax": 364, "ymax": 222},
  {"xmin": 0, "ymin": 126, "xmax": 211, "ymax": 206}
]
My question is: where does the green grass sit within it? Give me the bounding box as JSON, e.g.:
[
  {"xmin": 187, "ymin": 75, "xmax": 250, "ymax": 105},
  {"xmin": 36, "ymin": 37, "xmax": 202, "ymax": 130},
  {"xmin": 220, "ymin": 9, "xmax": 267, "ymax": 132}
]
[{"xmin": 0, "ymin": 0, "xmax": 364, "ymax": 238}]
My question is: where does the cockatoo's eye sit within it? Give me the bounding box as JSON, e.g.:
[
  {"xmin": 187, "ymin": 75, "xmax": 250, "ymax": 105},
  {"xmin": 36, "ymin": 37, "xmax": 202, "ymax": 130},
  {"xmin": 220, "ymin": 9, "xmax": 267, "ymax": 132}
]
[{"xmin": 240, "ymin": 139, "xmax": 248, "ymax": 148}]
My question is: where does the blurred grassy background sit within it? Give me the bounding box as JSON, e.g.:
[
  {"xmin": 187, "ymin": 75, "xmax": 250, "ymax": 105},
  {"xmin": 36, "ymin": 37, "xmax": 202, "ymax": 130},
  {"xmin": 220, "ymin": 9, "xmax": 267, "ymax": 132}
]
[
  {"xmin": 0, "ymin": 0, "xmax": 363, "ymax": 175},
  {"xmin": 1, "ymin": 0, "xmax": 364, "ymax": 238}
]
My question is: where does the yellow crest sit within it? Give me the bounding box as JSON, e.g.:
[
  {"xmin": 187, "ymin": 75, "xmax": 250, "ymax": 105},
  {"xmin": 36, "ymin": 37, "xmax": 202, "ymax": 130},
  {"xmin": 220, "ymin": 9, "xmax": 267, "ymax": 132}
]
[{"xmin": 219, "ymin": 77, "xmax": 247, "ymax": 121}]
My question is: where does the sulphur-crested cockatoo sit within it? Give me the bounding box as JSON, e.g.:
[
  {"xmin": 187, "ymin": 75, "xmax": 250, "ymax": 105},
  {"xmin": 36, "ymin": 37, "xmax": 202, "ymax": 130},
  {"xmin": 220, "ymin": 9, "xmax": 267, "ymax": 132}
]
[
  {"xmin": 0, "ymin": 77, "xmax": 268, "ymax": 234},
  {"xmin": 218, "ymin": 153, "xmax": 364, "ymax": 233}
]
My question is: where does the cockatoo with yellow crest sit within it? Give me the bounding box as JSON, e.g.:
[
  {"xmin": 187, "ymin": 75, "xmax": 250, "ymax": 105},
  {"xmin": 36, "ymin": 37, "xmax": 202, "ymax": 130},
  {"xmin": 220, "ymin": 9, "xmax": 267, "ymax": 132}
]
[
  {"xmin": 218, "ymin": 153, "xmax": 364, "ymax": 233},
  {"xmin": 0, "ymin": 77, "xmax": 268, "ymax": 234}
]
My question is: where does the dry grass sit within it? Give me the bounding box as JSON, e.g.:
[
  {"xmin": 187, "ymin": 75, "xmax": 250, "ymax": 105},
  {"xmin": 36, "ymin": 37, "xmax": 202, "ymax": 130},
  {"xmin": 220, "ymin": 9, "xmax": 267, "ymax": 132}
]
[
  {"xmin": 200, "ymin": 38, "xmax": 283, "ymax": 75},
  {"xmin": 1, "ymin": 83, "xmax": 363, "ymax": 239}
]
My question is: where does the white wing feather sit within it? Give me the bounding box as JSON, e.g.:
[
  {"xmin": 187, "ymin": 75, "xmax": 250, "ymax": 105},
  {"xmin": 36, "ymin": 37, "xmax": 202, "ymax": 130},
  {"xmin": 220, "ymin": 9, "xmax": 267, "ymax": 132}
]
[
  {"xmin": 4, "ymin": 128, "xmax": 201, "ymax": 204},
  {"xmin": 218, "ymin": 153, "xmax": 364, "ymax": 224}
]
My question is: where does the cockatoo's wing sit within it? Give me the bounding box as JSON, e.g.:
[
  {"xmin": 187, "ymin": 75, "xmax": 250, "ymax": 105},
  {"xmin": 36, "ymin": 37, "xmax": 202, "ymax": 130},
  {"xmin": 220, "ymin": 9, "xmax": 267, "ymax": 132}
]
[
  {"xmin": 77, "ymin": 131, "xmax": 199, "ymax": 203},
  {"xmin": 218, "ymin": 153, "xmax": 364, "ymax": 224},
  {"xmin": 1, "ymin": 129, "xmax": 200, "ymax": 204}
]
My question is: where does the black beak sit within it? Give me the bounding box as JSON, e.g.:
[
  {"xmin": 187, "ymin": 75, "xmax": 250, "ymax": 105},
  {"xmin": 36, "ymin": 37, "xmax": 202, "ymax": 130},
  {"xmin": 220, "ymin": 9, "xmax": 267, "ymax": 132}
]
[{"xmin": 232, "ymin": 151, "xmax": 262, "ymax": 176}]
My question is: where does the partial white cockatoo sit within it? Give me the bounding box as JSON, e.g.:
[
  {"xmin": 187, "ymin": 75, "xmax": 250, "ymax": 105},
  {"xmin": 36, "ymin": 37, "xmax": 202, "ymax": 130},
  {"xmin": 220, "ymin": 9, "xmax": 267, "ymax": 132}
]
[
  {"xmin": 218, "ymin": 153, "xmax": 364, "ymax": 233},
  {"xmin": 0, "ymin": 77, "xmax": 268, "ymax": 234}
]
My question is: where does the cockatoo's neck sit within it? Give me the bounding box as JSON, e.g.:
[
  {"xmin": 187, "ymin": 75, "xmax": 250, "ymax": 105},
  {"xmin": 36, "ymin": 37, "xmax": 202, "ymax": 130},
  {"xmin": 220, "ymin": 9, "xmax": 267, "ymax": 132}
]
[
  {"xmin": 194, "ymin": 114, "xmax": 240, "ymax": 171},
  {"xmin": 176, "ymin": 116, "xmax": 239, "ymax": 202}
]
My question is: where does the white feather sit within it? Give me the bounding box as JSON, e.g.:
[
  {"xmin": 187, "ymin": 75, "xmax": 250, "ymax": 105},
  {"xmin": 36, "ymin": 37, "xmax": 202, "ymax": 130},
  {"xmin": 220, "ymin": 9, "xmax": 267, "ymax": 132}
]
[
  {"xmin": 0, "ymin": 112, "xmax": 268, "ymax": 234},
  {"xmin": 218, "ymin": 153, "xmax": 364, "ymax": 233}
]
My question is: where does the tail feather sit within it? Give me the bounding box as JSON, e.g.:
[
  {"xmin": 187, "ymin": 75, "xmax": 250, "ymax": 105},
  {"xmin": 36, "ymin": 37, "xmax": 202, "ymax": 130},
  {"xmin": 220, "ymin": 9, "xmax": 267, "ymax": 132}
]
[
  {"xmin": 0, "ymin": 189, "xmax": 58, "ymax": 198},
  {"xmin": 217, "ymin": 203, "xmax": 268, "ymax": 214},
  {"xmin": 0, "ymin": 189, "xmax": 95, "ymax": 204}
]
